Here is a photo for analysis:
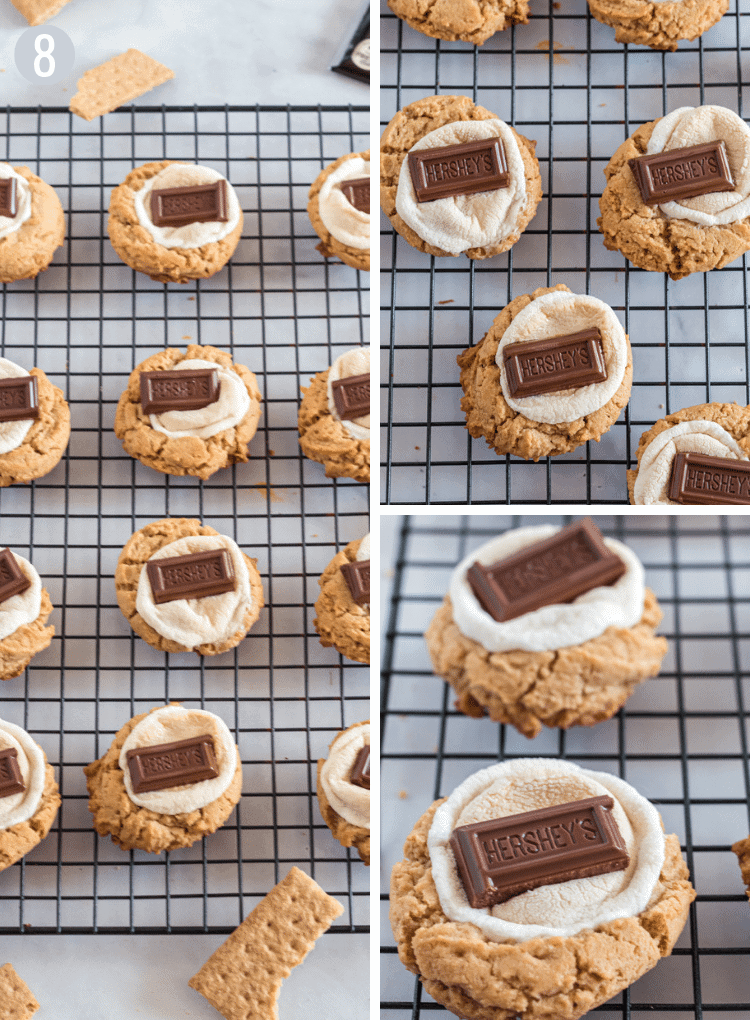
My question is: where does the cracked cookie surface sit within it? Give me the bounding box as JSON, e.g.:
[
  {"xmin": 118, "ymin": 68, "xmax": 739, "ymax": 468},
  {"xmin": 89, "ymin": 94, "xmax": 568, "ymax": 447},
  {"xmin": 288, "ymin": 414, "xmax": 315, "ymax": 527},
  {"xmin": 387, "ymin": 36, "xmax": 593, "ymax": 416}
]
[
  {"xmin": 381, "ymin": 94, "xmax": 542, "ymax": 259},
  {"xmin": 458, "ymin": 284, "xmax": 633, "ymax": 460},
  {"xmin": 314, "ymin": 538, "xmax": 370, "ymax": 664},
  {"xmin": 84, "ymin": 704, "xmax": 242, "ymax": 853},
  {"xmin": 114, "ymin": 344, "xmax": 262, "ymax": 480},
  {"xmin": 0, "ymin": 368, "xmax": 70, "ymax": 488},
  {"xmin": 425, "ymin": 589, "xmax": 668, "ymax": 738},
  {"xmin": 388, "ymin": 0, "xmax": 529, "ymax": 44},
  {"xmin": 0, "ymin": 757, "xmax": 60, "ymax": 871},
  {"xmin": 599, "ymin": 118, "xmax": 750, "ymax": 279},
  {"xmin": 316, "ymin": 721, "xmax": 370, "ymax": 865},
  {"xmin": 587, "ymin": 0, "xmax": 727, "ymax": 50},
  {"xmin": 115, "ymin": 517, "xmax": 264, "ymax": 656},
  {"xmin": 0, "ymin": 587, "xmax": 54, "ymax": 682},
  {"xmin": 298, "ymin": 367, "xmax": 369, "ymax": 483},
  {"xmin": 0, "ymin": 166, "xmax": 65, "ymax": 283},
  {"xmin": 390, "ymin": 798, "xmax": 695, "ymax": 1020},
  {"xmin": 307, "ymin": 150, "xmax": 370, "ymax": 271}
]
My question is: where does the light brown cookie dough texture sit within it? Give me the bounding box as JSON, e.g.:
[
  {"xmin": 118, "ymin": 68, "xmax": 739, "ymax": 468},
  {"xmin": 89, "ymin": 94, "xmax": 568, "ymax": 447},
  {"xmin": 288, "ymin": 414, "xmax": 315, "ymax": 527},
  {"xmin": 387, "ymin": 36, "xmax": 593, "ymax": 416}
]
[
  {"xmin": 114, "ymin": 517, "xmax": 265, "ymax": 656},
  {"xmin": 0, "ymin": 585, "xmax": 54, "ymax": 682},
  {"xmin": 458, "ymin": 284, "xmax": 633, "ymax": 461},
  {"xmin": 425, "ymin": 589, "xmax": 668, "ymax": 738},
  {"xmin": 316, "ymin": 721, "xmax": 370, "ymax": 865},
  {"xmin": 0, "ymin": 963, "xmax": 40, "ymax": 1020},
  {"xmin": 381, "ymin": 94, "xmax": 542, "ymax": 259},
  {"xmin": 0, "ymin": 167, "xmax": 65, "ymax": 283},
  {"xmin": 9, "ymin": 0, "xmax": 70, "ymax": 26},
  {"xmin": 114, "ymin": 344, "xmax": 263, "ymax": 480},
  {"xmin": 298, "ymin": 367, "xmax": 369, "ymax": 483},
  {"xmin": 308, "ymin": 150, "xmax": 370, "ymax": 271},
  {"xmin": 390, "ymin": 799, "xmax": 695, "ymax": 1020},
  {"xmin": 108, "ymin": 160, "xmax": 242, "ymax": 284},
  {"xmin": 0, "ymin": 755, "xmax": 60, "ymax": 872},
  {"xmin": 84, "ymin": 704, "xmax": 242, "ymax": 854},
  {"xmin": 587, "ymin": 0, "xmax": 727, "ymax": 50},
  {"xmin": 314, "ymin": 538, "xmax": 370, "ymax": 664},
  {"xmin": 599, "ymin": 116, "xmax": 750, "ymax": 280},
  {"xmin": 731, "ymin": 835, "xmax": 750, "ymax": 900},
  {"xmin": 0, "ymin": 367, "xmax": 71, "ymax": 487},
  {"xmin": 627, "ymin": 401, "xmax": 750, "ymax": 503},
  {"xmin": 389, "ymin": 0, "xmax": 529, "ymax": 43}
]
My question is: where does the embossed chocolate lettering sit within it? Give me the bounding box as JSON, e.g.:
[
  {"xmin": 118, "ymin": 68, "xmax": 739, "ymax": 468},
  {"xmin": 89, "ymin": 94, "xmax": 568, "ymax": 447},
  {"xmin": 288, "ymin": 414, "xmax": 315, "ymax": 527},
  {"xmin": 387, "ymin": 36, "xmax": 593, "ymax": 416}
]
[
  {"xmin": 503, "ymin": 328, "xmax": 608, "ymax": 398},
  {"xmin": 668, "ymin": 452, "xmax": 750, "ymax": 505},
  {"xmin": 150, "ymin": 180, "xmax": 228, "ymax": 227},
  {"xmin": 146, "ymin": 548, "xmax": 236, "ymax": 604},
  {"xmin": 340, "ymin": 559, "xmax": 369, "ymax": 607},
  {"xmin": 0, "ymin": 747, "xmax": 25, "ymax": 799},
  {"xmin": 629, "ymin": 140, "xmax": 734, "ymax": 205},
  {"xmin": 0, "ymin": 377, "xmax": 39, "ymax": 423},
  {"xmin": 126, "ymin": 735, "xmax": 219, "ymax": 793},
  {"xmin": 341, "ymin": 177, "xmax": 370, "ymax": 212},
  {"xmin": 407, "ymin": 137, "xmax": 509, "ymax": 203},
  {"xmin": 0, "ymin": 548, "xmax": 31, "ymax": 606},
  {"xmin": 140, "ymin": 368, "xmax": 220, "ymax": 415},
  {"xmin": 332, "ymin": 373, "xmax": 369, "ymax": 421}
]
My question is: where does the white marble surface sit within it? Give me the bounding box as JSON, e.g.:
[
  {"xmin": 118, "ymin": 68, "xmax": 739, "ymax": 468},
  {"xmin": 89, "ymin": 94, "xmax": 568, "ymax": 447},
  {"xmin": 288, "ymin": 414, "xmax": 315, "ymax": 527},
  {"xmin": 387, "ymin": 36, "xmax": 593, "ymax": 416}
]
[{"xmin": 0, "ymin": 0, "xmax": 370, "ymax": 106}]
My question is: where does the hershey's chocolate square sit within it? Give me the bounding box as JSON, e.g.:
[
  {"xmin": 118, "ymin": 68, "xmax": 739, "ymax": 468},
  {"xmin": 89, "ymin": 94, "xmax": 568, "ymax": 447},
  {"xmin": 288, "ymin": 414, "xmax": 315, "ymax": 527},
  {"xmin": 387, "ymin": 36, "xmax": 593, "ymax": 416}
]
[{"xmin": 340, "ymin": 559, "xmax": 369, "ymax": 606}]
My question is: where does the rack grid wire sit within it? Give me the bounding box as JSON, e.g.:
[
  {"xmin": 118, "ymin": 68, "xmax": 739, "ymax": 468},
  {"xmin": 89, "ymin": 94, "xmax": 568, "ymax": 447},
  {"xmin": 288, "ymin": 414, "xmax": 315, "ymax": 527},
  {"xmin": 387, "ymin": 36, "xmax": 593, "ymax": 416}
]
[
  {"xmin": 381, "ymin": 514, "xmax": 750, "ymax": 1017},
  {"xmin": 380, "ymin": 0, "xmax": 750, "ymax": 504},
  {"xmin": 0, "ymin": 103, "xmax": 370, "ymax": 937}
]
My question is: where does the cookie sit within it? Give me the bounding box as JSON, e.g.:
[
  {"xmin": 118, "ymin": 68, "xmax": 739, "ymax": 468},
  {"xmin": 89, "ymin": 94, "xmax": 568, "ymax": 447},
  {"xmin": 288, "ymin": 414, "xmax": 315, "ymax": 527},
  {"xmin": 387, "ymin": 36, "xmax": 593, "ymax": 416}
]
[
  {"xmin": 114, "ymin": 517, "xmax": 264, "ymax": 656},
  {"xmin": 317, "ymin": 720, "xmax": 370, "ymax": 865},
  {"xmin": 424, "ymin": 520, "xmax": 668, "ymax": 738},
  {"xmin": 0, "ymin": 548, "xmax": 54, "ymax": 681},
  {"xmin": 188, "ymin": 866, "xmax": 343, "ymax": 1020},
  {"xmin": 458, "ymin": 284, "xmax": 633, "ymax": 461},
  {"xmin": 0, "ymin": 963, "xmax": 40, "ymax": 1020},
  {"xmin": 308, "ymin": 151, "xmax": 370, "ymax": 271},
  {"xmin": 390, "ymin": 758, "xmax": 695, "ymax": 1020},
  {"xmin": 69, "ymin": 49, "xmax": 174, "ymax": 121},
  {"xmin": 314, "ymin": 534, "xmax": 370, "ymax": 664},
  {"xmin": 381, "ymin": 94, "xmax": 542, "ymax": 259},
  {"xmin": 0, "ymin": 359, "xmax": 70, "ymax": 487},
  {"xmin": 8, "ymin": 0, "xmax": 70, "ymax": 25},
  {"xmin": 0, "ymin": 165, "xmax": 64, "ymax": 283},
  {"xmin": 0, "ymin": 718, "xmax": 60, "ymax": 872},
  {"xmin": 599, "ymin": 104, "xmax": 750, "ymax": 280},
  {"xmin": 388, "ymin": 0, "xmax": 529, "ymax": 44},
  {"xmin": 108, "ymin": 161, "xmax": 243, "ymax": 283},
  {"xmin": 84, "ymin": 703, "xmax": 242, "ymax": 854},
  {"xmin": 587, "ymin": 0, "xmax": 727, "ymax": 50},
  {"xmin": 298, "ymin": 346, "xmax": 370, "ymax": 483},
  {"xmin": 114, "ymin": 344, "xmax": 263, "ymax": 480},
  {"xmin": 628, "ymin": 402, "xmax": 750, "ymax": 504},
  {"xmin": 732, "ymin": 835, "xmax": 750, "ymax": 900}
]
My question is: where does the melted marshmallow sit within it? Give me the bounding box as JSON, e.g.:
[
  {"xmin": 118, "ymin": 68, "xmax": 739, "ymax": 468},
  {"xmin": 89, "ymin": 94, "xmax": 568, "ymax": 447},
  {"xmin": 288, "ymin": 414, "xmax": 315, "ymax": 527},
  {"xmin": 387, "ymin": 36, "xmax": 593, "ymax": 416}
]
[
  {"xmin": 326, "ymin": 347, "xmax": 370, "ymax": 442},
  {"xmin": 0, "ymin": 358, "xmax": 35, "ymax": 456},
  {"xmin": 148, "ymin": 358, "xmax": 252, "ymax": 440},
  {"xmin": 318, "ymin": 156, "xmax": 370, "ymax": 250},
  {"xmin": 134, "ymin": 164, "xmax": 242, "ymax": 249},
  {"xmin": 0, "ymin": 165, "xmax": 32, "ymax": 242},
  {"xmin": 320, "ymin": 721, "xmax": 370, "ymax": 830},
  {"xmin": 0, "ymin": 718, "xmax": 46, "ymax": 831},
  {"xmin": 0, "ymin": 550, "xmax": 42, "ymax": 643}
]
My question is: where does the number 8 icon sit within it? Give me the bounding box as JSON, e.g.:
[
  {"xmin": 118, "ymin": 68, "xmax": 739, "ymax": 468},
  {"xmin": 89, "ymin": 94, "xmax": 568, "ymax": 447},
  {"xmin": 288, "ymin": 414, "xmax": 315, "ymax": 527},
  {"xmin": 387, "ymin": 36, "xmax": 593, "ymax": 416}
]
[{"xmin": 34, "ymin": 34, "xmax": 55, "ymax": 79}]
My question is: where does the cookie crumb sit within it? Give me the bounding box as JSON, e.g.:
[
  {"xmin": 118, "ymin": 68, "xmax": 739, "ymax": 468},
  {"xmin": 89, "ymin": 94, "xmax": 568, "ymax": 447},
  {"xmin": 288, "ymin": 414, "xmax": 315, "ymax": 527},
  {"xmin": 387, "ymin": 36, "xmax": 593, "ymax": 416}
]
[
  {"xmin": 398, "ymin": 790, "xmax": 408, "ymax": 799},
  {"xmin": 0, "ymin": 963, "xmax": 40, "ymax": 1019},
  {"xmin": 70, "ymin": 49, "xmax": 174, "ymax": 121},
  {"xmin": 437, "ymin": 299, "xmax": 454, "ymax": 305}
]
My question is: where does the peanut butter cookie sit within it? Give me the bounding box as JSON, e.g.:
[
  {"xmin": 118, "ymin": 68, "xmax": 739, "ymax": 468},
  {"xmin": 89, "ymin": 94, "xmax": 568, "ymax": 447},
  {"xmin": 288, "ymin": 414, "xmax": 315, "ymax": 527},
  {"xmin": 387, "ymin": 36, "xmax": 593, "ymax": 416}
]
[
  {"xmin": 308, "ymin": 151, "xmax": 370, "ymax": 271},
  {"xmin": 587, "ymin": 0, "xmax": 727, "ymax": 50},
  {"xmin": 314, "ymin": 535, "xmax": 370, "ymax": 664},
  {"xmin": 0, "ymin": 719, "xmax": 60, "ymax": 871},
  {"xmin": 0, "ymin": 165, "xmax": 65, "ymax": 283},
  {"xmin": 317, "ymin": 720, "xmax": 370, "ymax": 865},
  {"xmin": 388, "ymin": 0, "xmax": 529, "ymax": 43}
]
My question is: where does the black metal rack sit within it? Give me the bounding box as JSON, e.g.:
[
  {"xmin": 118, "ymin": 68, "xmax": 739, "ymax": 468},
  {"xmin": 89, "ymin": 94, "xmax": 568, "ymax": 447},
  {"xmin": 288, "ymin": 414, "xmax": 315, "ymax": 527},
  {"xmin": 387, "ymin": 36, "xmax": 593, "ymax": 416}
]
[
  {"xmin": 0, "ymin": 104, "xmax": 369, "ymax": 936},
  {"xmin": 380, "ymin": 0, "xmax": 750, "ymax": 504},
  {"xmin": 381, "ymin": 514, "xmax": 750, "ymax": 1016}
]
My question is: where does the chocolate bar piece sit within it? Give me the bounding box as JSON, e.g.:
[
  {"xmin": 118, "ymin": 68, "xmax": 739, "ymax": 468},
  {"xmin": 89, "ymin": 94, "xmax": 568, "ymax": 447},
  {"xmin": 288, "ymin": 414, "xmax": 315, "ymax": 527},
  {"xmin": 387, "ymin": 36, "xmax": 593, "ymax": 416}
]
[
  {"xmin": 146, "ymin": 548, "xmax": 236, "ymax": 605},
  {"xmin": 332, "ymin": 372, "xmax": 369, "ymax": 420},
  {"xmin": 126, "ymin": 734, "xmax": 219, "ymax": 794},
  {"xmin": 0, "ymin": 548, "xmax": 31, "ymax": 606},
  {"xmin": 150, "ymin": 179, "xmax": 228, "ymax": 227},
  {"xmin": 503, "ymin": 328, "xmax": 608, "ymax": 398},
  {"xmin": 0, "ymin": 747, "xmax": 25, "ymax": 799},
  {"xmin": 628, "ymin": 140, "xmax": 734, "ymax": 206},
  {"xmin": 449, "ymin": 795, "xmax": 629, "ymax": 908},
  {"xmin": 407, "ymin": 137, "xmax": 509, "ymax": 203},
  {"xmin": 467, "ymin": 518, "xmax": 626, "ymax": 623},
  {"xmin": 0, "ymin": 376, "xmax": 39, "ymax": 423},
  {"xmin": 340, "ymin": 559, "xmax": 370, "ymax": 606},
  {"xmin": 668, "ymin": 452, "xmax": 750, "ymax": 505},
  {"xmin": 0, "ymin": 178, "xmax": 18, "ymax": 219},
  {"xmin": 341, "ymin": 176, "xmax": 370, "ymax": 212},
  {"xmin": 350, "ymin": 745, "xmax": 370, "ymax": 790},
  {"xmin": 140, "ymin": 368, "xmax": 220, "ymax": 415}
]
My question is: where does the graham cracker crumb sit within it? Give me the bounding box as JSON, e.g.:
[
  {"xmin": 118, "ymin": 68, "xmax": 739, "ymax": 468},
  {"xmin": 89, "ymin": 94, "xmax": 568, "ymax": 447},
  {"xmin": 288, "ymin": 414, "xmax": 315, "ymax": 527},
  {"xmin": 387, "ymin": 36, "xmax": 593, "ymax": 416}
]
[
  {"xmin": 9, "ymin": 0, "xmax": 70, "ymax": 25},
  {"xmin": 0, "ymin": 963, "xmax": 40, "ymax": 1020}
]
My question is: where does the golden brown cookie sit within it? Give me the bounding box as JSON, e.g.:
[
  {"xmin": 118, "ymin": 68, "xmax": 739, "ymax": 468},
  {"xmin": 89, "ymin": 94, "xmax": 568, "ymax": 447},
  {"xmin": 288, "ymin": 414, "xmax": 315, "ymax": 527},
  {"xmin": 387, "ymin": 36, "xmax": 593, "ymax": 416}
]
[
  {"xmin": 587, "ymin": 0, "xmax": 727, "ymax": 50},
  {"xmin": 390, "ymin": 796, "xmax": 695, "ymax": 1020},
  {"xmin": 599, "ymin": 117, "xmax": 750, "ymax": 280},
  {"xmin": 84, "ymin": 704, "xmax": 242, "ymax": 854},
  {"xmin": 0, "ymin": 755, "xmax": 60, "ymax": 872},
  {"xmin": 380, "ymin": 94, "xmax": 542, "ymax": 259},
  {"xmin": 108, "ymin": 161, "xmax": 243, "ymax": 284},
  {"xmin": 458, "ymin": 284, "xmax": 633, "ymax": 461},
  {"xmin": 0, "ymin": 586, "xmax": 54, "ymax": 682},
  {"xmin": 0, "ymin": 367, "xmax": 71, "ymax": 487},
  {"xmin": 298, "ymin": 366, "xmax": 369, "ymax": 483},
  {"xmin": 627, "ymin": 402, "xmax": 750, "ymax": 504},
  {"xmin": 114, "ymin": 344, "xmax": 263, "ymax": 480},
  {"xmin": 316, "ymin": 721, "xmax": 370, "ymax": 865},
  {"xmin": 314, "ymin": 538, "xmax": 370, "ymax": 664},
  {"xmin": 114, "ymin": 517, "xmax": 265, "ymax": 656},
  {"xmin": 0, "ymin": 963, "xmax": 40, "ymax": 1020},
  {"xmin": 0, "ymin": 167, "xmax": 65, "ymax": 283},
  {"xmin": 425, "ymin": 588, "xmax": 668, "ymax": 738},
  {"xmin": 388, "ymin": 0, "xmax": 529, "ymax": 43},
  {"xmin": 307, "ymin": 151, "xmax": 370, "ymax": 271},
  {"xmin": 732, "ymin": 835, "xmax": 750, "ymax": 900}
]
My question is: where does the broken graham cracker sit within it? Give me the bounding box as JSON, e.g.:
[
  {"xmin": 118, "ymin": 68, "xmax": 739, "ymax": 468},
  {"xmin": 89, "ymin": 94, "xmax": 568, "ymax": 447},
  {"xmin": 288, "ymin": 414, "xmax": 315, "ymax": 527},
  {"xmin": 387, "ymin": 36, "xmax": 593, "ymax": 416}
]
[
  {"xmin": 8, "ymin": 0, "xmax": 71, "ymax": 26},
  {"xmin": 0, "ymin": 963, "xmax": 40, "ymax": 1020},
  {"xmin": 189, "ymin": 866, "xmax": 344, "ymax": 1020},
  {"xmin": 69, "ymin": 49, "xmax": 174, "ymax": 121},
  {"xmin": 732, "ymin": 835, "xmax": 750, "ymax": 899}
]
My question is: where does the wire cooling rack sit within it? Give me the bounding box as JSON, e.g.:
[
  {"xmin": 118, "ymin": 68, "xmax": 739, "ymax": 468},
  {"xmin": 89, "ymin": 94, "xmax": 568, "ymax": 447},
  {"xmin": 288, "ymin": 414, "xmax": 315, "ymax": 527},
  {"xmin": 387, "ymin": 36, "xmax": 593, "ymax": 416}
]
[
  {"xmin": 0, "ymin": 104, "xmax": 370, "ymax": 937},
  {"xmin": 381, "ymin": 514, "xmax": 750, "ymax": 1017},
  {"xmin": 380, "ymin": 0, "xmax": 750, "ymax": 504}
]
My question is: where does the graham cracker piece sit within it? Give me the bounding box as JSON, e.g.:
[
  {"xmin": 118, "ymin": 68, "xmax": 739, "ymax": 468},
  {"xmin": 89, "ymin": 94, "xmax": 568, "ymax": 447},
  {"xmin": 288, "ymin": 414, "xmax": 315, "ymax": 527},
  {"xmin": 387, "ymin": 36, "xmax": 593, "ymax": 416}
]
[
  {"xmin": 8, "ymin": 0, "xmax": 71, "ymax": 26},
  {"xmin": 188, "ymin": 866, "xmax": 344, "ymax": 1020},
  {"xmin": 0, "ymin": 963, "xmax": 40, "ymax": 1020},
  {"xmin": 732, "ymin": 835, "xmax": 750, "ymax": 899},
  {"xmin": 69, "ymin": 49, "xmax": 174, "ymax": 121}
]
